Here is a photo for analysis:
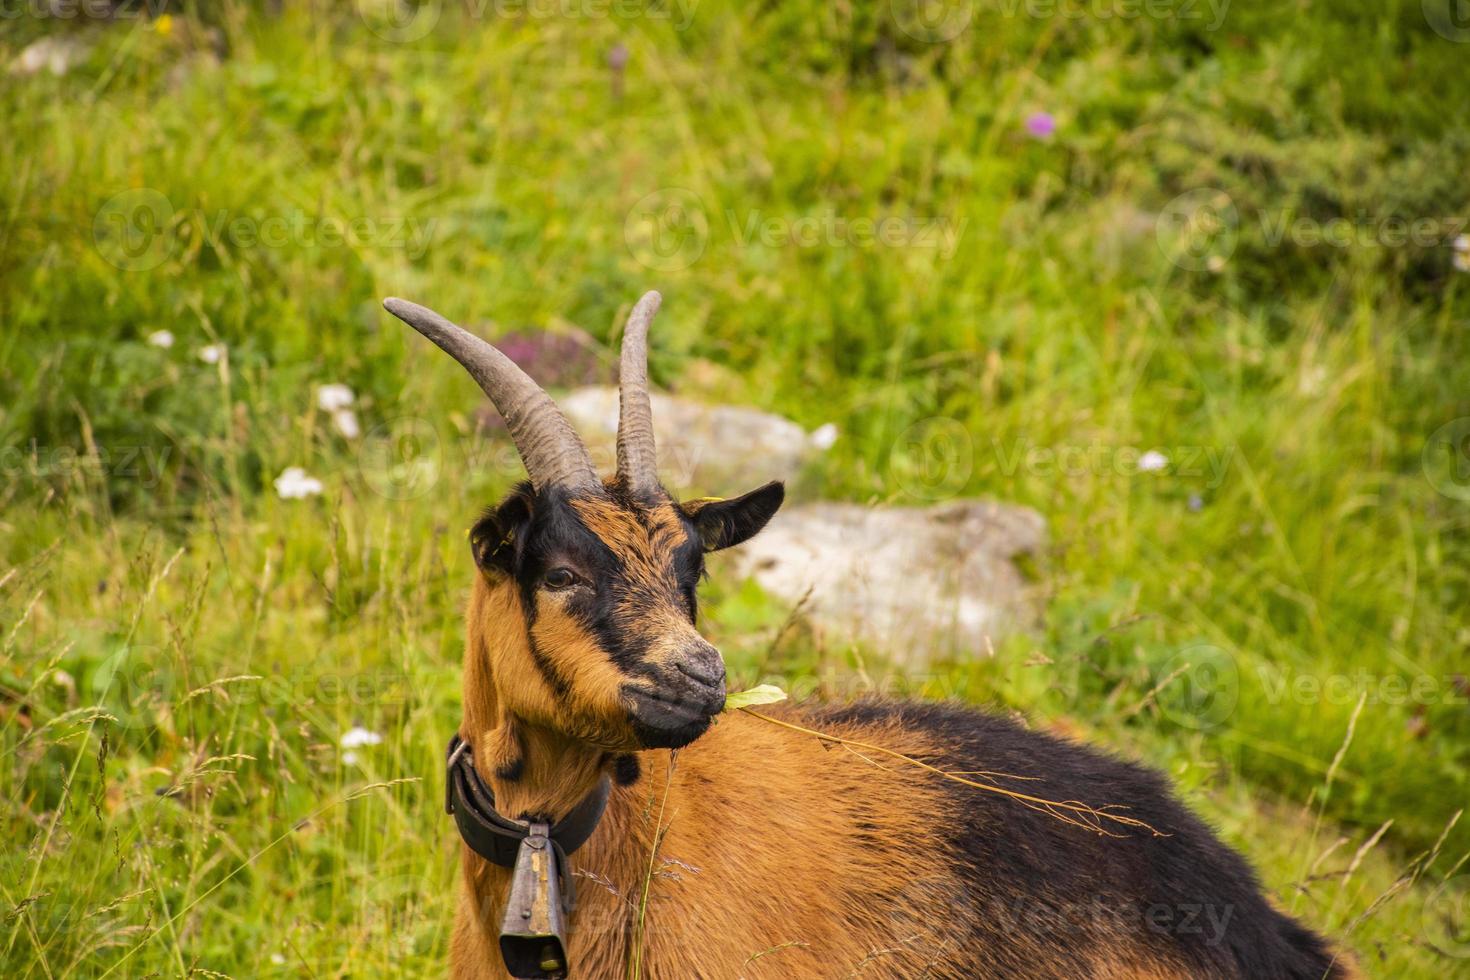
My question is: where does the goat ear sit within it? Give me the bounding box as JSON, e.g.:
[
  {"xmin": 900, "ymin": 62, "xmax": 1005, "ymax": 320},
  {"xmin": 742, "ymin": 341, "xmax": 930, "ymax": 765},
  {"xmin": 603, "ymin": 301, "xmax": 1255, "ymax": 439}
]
[
  {"xmin": 469, "ymin": 483, "xmax": 535, "ymax": 575},
  {"xmin": 680, "ymin": 481, "xmax": 785, "ymax": 552}
]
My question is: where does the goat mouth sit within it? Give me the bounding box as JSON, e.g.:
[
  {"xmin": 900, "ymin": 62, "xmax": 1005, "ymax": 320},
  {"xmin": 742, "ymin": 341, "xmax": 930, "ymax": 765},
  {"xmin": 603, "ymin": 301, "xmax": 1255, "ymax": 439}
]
[{"xmin": 623, "ymin": 685, "xmax": 721, "ymax": 749}]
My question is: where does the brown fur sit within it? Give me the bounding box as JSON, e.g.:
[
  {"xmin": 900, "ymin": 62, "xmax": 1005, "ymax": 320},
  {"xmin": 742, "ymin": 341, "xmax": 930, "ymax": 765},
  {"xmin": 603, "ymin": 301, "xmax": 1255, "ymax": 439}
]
[
  {"xmin": 452, "ymin": 573, "xmax": 1207, "ymax": 979},
  {"xmin": 445, "ymin": 478, "xmax": 1356, "ymax": 979}
]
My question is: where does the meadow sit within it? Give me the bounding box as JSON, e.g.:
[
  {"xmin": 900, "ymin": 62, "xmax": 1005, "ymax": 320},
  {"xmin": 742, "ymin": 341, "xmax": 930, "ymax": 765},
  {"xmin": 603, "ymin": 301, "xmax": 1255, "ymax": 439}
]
[{"xmin": 2, "ymin": 1, "xmax": 1468, "ymax": 975}]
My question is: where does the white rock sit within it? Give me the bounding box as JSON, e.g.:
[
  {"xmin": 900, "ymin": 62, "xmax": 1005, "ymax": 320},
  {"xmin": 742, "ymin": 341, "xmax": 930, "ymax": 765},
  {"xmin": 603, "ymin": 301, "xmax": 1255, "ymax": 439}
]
[
  {"xmin": 560, "ymin": 387, "xmax": 815, "ymax": 495},
  {"xmin": 723, "ymin": 500, "xmax": 1045, "ymax": 663}
]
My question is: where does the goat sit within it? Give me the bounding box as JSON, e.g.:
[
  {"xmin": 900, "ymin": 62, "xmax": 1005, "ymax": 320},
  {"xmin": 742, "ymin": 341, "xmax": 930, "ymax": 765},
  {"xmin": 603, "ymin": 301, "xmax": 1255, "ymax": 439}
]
[{"xmin": 383, "ymin": 291, "xmax": 1359, "ymax": 980}]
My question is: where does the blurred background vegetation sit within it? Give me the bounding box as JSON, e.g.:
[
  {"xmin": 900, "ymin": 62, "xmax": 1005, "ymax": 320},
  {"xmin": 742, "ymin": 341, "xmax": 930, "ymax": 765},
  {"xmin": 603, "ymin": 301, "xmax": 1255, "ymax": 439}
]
[{"xmin": 2, "ymin": 0, "xmax": 1468, "ymax": 976}]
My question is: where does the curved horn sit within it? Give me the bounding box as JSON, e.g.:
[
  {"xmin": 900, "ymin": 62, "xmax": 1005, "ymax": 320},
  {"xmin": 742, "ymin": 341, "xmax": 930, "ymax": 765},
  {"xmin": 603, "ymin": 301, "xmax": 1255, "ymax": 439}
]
[
  {"xmin": 383, "ymin": 297, "xmax": 598, "ymax": 491},
  {"xmin": 615, "ymin": 290, "xmax": 662, "ymax": 493}
]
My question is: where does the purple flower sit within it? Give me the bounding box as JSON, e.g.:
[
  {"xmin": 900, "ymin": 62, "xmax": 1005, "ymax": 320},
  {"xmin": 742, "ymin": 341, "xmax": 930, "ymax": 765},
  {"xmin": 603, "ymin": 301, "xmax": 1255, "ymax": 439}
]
[{"xmin": 1024, "ymin": 112, "xmax": 1057, "ymax": 140}]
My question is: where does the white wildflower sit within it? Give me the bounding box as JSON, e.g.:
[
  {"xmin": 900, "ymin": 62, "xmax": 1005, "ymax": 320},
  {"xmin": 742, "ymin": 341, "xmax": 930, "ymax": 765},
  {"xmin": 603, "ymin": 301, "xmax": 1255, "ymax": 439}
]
[
  {"xmin": 1137, "ymin": 450, "xmax": 1169, "ymax": 473},
  {"xmin": 10, "ymin": 37, "xmax": 88, "ymax": 78},
  {"xmin": 316, "ymin": 383, "xmax": 355, "ymax": 412},
  {"xmin": 147, "ymin": 330, "xmax": 175, "ymax": 349},
  {"xmin": 273, "ymin": 466, "xmax": 323, "ymax": 499},
  {"xmin": 809, "ymin": 423, "xmax": 839, "ymax": 451},
  {"xmin": 340, "ymin": 725, "xmax": 383, "ymax": 749},
  {"xmin": 331, "ymin": 409, "xmax": 361, "ymax": 439},
  {"xmin": 198, "ymin": 343, "xmax": 225, "ymax": 364},
  {"xmin": 341, "ymin": 751, "xmax": 359, "ymax": 766}
]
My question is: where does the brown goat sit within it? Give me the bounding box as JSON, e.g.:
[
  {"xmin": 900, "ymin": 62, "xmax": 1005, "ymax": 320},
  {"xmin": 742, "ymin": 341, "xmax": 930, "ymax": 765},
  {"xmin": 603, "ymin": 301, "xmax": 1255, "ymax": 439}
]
[{"xmin": 383, "ymin": 292, "xmax": 1359, "ymax": 980}]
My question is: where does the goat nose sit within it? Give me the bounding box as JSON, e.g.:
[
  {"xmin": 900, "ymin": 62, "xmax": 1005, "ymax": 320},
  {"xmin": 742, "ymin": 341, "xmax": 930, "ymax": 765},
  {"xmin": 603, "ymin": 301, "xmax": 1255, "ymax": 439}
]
[{"xmin": 675, "ymin": 644, "xmax": 725, "ymax": 689}]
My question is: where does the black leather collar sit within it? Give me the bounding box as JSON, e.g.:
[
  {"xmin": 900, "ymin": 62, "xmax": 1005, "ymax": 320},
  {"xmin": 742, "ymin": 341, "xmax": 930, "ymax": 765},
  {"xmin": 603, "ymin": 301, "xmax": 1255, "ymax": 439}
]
[{"xmin": 445, "ymin": 734, "xmax": 611, "ymax": 871}]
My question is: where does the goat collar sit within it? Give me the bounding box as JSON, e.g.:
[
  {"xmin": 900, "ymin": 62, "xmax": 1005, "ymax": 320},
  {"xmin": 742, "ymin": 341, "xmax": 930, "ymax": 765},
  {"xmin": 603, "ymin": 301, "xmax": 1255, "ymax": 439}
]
[{"xmin": 445, "ymin": 734, "xmax": 611, "ymax": 869}]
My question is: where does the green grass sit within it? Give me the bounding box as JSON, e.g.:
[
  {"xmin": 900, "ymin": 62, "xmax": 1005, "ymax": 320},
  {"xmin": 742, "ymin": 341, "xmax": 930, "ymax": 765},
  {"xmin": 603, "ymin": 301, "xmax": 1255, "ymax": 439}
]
[{"xmin": 3, "ymin": 2, "xmax": 1469, "ymax": 975}]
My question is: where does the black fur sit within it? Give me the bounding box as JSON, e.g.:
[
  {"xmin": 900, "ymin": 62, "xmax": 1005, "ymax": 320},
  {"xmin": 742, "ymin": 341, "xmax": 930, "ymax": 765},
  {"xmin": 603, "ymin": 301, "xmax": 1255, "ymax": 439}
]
[
  {"xmin": 470, "ymin": 482, "xmax": 712, "ymax": 676},
  {"xmin": 812, "ymin": 701, "xmax": 1350, "ymax": 979},
  {"xmin": 681, "ymin": 481, "xmax": 785, "ymax": 552},
  {"xmin": 610, "ymin": 753, "xmax": 642, "ymax": 786}
]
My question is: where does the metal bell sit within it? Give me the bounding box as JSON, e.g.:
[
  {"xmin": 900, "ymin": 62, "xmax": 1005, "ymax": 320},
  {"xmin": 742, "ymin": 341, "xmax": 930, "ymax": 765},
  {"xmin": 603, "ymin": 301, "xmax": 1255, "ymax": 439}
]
[{"xmin": 498, "ymin": 823, "xmax": 570, "ymax": 979}]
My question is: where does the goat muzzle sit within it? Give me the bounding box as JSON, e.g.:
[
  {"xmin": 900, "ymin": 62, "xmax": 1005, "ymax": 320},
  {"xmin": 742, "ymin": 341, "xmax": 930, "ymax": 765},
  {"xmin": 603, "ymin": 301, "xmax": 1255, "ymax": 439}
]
[{"xmin": 623, "ymin": 642, "xmax": 727, "ymax": 748}]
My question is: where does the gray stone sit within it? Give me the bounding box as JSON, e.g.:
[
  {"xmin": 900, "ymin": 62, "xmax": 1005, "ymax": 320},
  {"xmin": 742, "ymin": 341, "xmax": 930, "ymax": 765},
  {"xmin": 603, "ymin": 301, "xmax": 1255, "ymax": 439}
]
[{"xmin": 721, "ymin": 500, "xmax": 1046, "ymax": 663}]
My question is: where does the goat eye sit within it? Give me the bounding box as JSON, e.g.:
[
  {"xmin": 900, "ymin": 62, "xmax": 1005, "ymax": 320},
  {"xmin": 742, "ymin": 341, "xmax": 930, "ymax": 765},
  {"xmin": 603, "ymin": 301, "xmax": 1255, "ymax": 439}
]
[{"xmin": 542, "ymin": 567, "xmax": 577, "ymax": 590}]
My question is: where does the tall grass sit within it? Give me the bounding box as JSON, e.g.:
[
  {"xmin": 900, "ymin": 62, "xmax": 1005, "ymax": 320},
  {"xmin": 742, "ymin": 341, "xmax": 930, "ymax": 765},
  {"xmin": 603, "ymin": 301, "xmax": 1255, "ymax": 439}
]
[{"xmin": 2, "ymin": 1, "xmax": 1468, "ymax": 975}]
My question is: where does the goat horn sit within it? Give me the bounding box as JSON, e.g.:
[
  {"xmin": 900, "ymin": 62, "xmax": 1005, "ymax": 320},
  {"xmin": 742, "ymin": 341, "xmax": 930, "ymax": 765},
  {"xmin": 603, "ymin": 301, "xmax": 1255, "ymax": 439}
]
[
  {"xmin": 383, "ymin": 297, "xmax": 599, "ymax": 492},
  {"xmin": 615, "ymin": 290, "xmax": 663, "ymax": 493}
]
